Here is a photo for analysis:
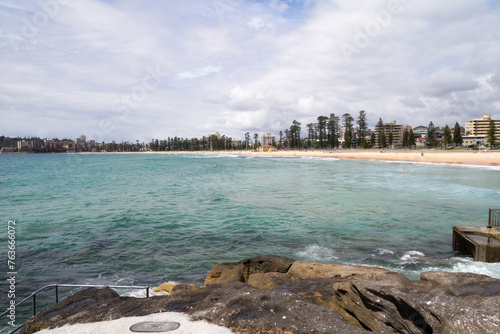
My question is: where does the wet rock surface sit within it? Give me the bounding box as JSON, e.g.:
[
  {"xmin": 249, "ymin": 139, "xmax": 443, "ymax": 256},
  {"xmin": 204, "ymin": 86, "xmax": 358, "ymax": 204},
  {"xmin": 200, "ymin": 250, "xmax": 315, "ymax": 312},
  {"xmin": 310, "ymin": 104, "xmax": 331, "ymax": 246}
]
[{"xmin": 21, "ymin": 255, "xmax": 500, "ymax": 334}]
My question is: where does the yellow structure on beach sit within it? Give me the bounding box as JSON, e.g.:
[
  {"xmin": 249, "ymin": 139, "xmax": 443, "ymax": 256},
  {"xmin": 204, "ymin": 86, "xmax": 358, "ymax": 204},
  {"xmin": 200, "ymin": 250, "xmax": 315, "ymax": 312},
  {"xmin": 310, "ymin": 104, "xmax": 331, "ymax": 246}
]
[{"xmin": 258, "ymin": 145, "xmax": 277, "ymax": 152}]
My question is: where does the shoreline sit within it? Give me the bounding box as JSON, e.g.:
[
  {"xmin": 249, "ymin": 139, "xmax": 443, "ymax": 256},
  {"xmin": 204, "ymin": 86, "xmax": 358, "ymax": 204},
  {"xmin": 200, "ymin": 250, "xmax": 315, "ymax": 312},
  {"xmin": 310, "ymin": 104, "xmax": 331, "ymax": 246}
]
[
  {"xmin": 144, "ymin": 149, "xmax": 500, "ymax": 166},
  {"xmin": 5, "ymin": 149, "xmax": 500, "ymax": 166}
]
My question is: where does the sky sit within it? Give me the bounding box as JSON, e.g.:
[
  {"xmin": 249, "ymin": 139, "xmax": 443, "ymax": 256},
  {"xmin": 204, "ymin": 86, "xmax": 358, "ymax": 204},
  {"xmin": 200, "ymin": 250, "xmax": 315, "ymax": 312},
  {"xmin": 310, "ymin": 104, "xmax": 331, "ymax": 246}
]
[{"xmin": 1, "ymin": 0, "xmax": 499, "ymax": 142}]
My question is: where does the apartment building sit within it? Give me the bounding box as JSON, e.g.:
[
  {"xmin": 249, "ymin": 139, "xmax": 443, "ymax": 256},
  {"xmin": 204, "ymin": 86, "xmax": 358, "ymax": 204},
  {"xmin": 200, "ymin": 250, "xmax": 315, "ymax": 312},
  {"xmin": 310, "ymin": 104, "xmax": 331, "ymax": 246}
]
[
  {"xmin": 374, "ymin": 120, "xmax": 411, "ymax": 147},
  {"xmin": 261, "ymin": 133, "xmax": 276, "ymax": 146},
  {"xmin": 465, "ymin": 115, "xmax": 500, "ymax": 136}
]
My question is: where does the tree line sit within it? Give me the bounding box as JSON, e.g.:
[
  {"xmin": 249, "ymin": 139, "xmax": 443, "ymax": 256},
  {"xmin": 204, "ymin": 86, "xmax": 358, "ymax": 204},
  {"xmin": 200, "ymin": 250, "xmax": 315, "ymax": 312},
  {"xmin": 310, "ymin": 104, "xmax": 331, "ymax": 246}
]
[
  {"xmin": 278, "ymin": 111, "xmax": 467, "ymax": 150},
  {"xmin": 2, "ymin": 114, "xmax": 497, "ymax": 153}
]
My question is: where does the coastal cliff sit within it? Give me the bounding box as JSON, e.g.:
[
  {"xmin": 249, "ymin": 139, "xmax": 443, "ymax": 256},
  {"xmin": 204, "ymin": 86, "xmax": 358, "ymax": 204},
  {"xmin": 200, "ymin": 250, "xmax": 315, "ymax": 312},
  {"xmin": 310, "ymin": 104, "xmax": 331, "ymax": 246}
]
[{"xmin": 21, "ymin": 255, "xmax": 500, "ymax": 334}]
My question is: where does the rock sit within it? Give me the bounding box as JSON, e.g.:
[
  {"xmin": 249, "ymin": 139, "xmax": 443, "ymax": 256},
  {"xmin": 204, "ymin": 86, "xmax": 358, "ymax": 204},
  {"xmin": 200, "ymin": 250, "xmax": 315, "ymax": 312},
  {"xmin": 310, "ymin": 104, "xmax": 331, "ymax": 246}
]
[
  {"xmin": 20, "ymin": 256, "xmax": 500, "ymax": 334},
  {"xmin": 153, "ymin": 282, "xmax": 199, "ymax": 295},
  {"xmin": 20, "ymin": 287, "xmax": 120, "ymax": 334},
  {"xmin": 329, "ymin": 272, "xmax": 500, "ymax": 333},
  {"xmin": 204, "ymin": 255, "xmax": 296, "ymax": 286},
  {"xmin": 287, "ymin": 260, "xmax": 407, "ymax": 281},
  {"xmin": 247, "ymin": 272, "xmax": 291, "ymax": 290},
  {"xmin": 20, "ymin": 283, "xmax": 368, "ymax": 334},
  {"xmin": 420, "ymin": 270, "xmax": 500, "ymax": 290},
  {"xmin": 239, "ymin": 255, "xmax": 296, "ymax": 280},
  {"xmin": 186, "ymin": 282, "xmax": 369, "ymax": 334},
  {"xmin": 204, "ymin": 263, "xmax": 244, "ymax": 286}
]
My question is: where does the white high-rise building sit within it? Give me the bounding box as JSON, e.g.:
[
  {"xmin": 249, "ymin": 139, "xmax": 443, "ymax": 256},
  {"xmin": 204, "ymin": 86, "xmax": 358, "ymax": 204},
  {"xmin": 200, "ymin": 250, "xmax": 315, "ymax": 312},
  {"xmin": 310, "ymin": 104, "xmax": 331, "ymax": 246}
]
[{"xmin": 261, "ymin": 133, "xmax": 275, "ymax": 146}]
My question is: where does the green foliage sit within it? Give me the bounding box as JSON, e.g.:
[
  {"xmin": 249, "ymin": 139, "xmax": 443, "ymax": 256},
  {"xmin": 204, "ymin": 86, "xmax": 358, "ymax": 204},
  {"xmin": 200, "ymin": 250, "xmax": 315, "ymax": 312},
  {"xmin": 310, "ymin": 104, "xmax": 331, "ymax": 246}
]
[
  {"xmin": 328, "ymin": 113, "xmax": 340, "ymax": 149},
  {"xmin": 426, "ymin": 121, "xmax": 437, "ymax": 148},
  {"xmin": 356, "ymin": 110, "xmax": 368, "ymax": 148},
  {"xmin": 409, "ymin": 130, "xmax": 415, "ymax": 148},
  {"xmin": 245, "ymin": 132, "xmax": 250, "ymax": 149},
  {"xmin": 442, "ymin": 125, "xmax": 452, "ymax": 148},
  {"xmin": 288, "ymin": 120, "xmax": 302, "ymax": 148},
  {"xmin": 376, "ymin": 117, "xmax": 385, "ymax": 148},
  {"xmin": 343, "ymin": 113, "xmax": 354, "ymax": 148},
  {"xmin": 380, "ymin": 132, "xmax": 387, "ymax": 149},
  {"xmin": 487, "ymin": 119, "xmax": 497, "ymax": 148},
  {"xmin": 403, "ymin": 130, "xmax": 409, "ymax": 148},
  {"xmin": 453, "ymin": 122, "xmax": 463, "ymax": 146},
  {"xmin": 317, "ymin": 116, "xmax": 328, "ymax": 148}
]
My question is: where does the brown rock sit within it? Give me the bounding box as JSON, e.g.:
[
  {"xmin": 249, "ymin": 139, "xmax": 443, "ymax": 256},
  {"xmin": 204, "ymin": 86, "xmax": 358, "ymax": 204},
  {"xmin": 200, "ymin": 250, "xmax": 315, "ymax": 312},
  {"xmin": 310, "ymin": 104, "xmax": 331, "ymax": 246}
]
[
  {"xmin": 19, "ymin": 256, "xmax": 500, "ymax": 334},
  {"xmin": 20, "ymin": 283, "xmax": 369, "ymax": 334},
  {"xmin": 204, "ymin": 263, "xmax": 244, "ymax": 286},
  {"xmin": 204, "ymin": 255, "xmax": 295, "ymax": 286},
  {"xmin": 239, "ymin": 255, "xmax": 296, "ymax": 281},
  {"xmin": 288, "ymin": 260, "xmax": 407, "ymax": 281},
  {"xmin": 153, "ymin": 282, "xmax": 199, "ymax": 295},
  {"xmin": 247, "ymin": 272, "xmax": 291, "ymax": 289}
]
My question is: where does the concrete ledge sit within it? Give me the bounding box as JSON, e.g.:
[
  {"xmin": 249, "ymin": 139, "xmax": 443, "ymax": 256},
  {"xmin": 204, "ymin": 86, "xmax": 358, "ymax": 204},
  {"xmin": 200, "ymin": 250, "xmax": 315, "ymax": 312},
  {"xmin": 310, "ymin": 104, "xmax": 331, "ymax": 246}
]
[{"xmin": 453, "ymin": 226, "xmax": 500, "ymax": 262}]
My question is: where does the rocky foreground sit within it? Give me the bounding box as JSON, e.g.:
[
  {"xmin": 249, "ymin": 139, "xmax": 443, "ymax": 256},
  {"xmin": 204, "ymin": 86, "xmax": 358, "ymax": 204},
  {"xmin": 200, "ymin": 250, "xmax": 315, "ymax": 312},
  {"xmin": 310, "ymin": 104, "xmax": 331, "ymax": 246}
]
[{"xmin": 21, "ymin": 255, "xmax": 500, "ymax": 334}]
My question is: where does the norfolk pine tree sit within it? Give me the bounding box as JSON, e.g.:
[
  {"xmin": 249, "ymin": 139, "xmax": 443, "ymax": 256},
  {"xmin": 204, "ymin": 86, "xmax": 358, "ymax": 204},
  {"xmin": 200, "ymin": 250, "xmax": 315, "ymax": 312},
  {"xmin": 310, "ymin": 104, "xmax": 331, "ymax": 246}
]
[
  {"xmin": 403, "ymin": 130, "xmax": 409, "ymax": 148},
  {"xmin": 453, "ymin": 122, "xmax": 463, "ymax": 147},
  {"xmin": 317, "ymin": 116, "xmax": 328, "ymax": 148},
  {"xmin": 376, "ymin": 118, "xmax": 386, "ymax": 148},
  {"xmin": 487, "ymin": 119, "xmax": 497, "ymax": 148},
  {"xmin": 443, "ymin": 125, "xmax": 452, "ymax": 148},
  {"xmin": 343, "ymin": 113, "xmax": 354, "ymax": 148},
  {"xmin": 426, "ymin": 122, "xmax": 437, "ymax": 148},
  {"xmin": 408, "ymin": 129, "xmax": 416, "ymax": 149},
  {"xmin": 328, "ymin": 113, "xmax": 340, "ymax": 149},
  {"xmin": 356, "ymin": 110, "xmax": 368, "ymax": 148}
]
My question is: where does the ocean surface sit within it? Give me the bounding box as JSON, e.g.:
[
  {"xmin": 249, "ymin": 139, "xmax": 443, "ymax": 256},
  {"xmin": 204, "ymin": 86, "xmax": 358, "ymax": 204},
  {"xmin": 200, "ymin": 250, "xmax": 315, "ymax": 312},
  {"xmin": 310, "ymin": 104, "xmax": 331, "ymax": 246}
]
[{"xmin": 1, "ymin": 153, "xmax": 500, "ymax": 330}]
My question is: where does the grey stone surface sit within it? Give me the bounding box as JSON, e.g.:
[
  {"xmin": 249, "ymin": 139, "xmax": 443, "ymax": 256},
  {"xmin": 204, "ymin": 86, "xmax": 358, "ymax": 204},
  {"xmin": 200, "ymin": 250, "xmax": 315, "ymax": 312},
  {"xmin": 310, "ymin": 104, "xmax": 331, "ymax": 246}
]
[{"xmin": 20, "ymin": 255, "xmax": 500, "ymax": 334}]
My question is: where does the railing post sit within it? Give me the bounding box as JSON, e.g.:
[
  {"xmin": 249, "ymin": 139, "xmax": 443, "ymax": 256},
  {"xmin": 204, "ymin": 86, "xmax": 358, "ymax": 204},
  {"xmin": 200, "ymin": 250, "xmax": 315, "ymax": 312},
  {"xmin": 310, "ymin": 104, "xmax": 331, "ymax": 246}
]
[
  {"xmin": 55, "ymin": 285, "xmax": 59, "ymax": 303},
  {"xmin": 146, "ymin": 287, "xmax": 149, "ymax": 298},
  {"xmin": 488, "ymin": 208, "xmax": 492, "ymax": 228},
  {"xmin": 33, "ymin": 294, "xmax": 36, "ymax": 316}
]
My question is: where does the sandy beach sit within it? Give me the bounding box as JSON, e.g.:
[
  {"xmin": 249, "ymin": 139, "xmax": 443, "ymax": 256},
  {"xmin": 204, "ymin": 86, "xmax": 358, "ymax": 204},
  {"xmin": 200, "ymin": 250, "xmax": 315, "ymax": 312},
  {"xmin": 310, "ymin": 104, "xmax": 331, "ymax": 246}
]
[{"xmin": 146, "ymin": 149, "xmax": 500, "ymax": 166}]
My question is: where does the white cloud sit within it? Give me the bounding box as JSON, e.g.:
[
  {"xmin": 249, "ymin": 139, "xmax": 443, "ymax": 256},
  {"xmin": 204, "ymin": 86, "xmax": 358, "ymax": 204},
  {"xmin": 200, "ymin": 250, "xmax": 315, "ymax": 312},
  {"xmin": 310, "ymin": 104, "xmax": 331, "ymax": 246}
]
[
  {"xmin": 1, "ymin": 0, "xmax": 499, "ymax": 141},
  {"xmin": 399, "ymin": 96, "xmax": 425, "ymax": 109},
  {"xmin": 177, "ymin": 66, "xmax": 222, "ymax": 80}
]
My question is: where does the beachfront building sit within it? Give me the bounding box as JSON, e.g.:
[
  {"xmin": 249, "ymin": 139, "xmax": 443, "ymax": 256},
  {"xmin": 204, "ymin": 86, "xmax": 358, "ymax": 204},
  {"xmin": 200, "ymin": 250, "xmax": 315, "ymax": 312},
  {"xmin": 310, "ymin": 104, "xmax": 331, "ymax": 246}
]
[
  {"xmin": 374, "ymin": 120, "xmax": 411, "ymax": 147},
  {"xmin": 17, "ymin": 139, "xmax": 42, "ymax": 150},
  {"xmin": 261, "ymin": 133, "xmax": 276, "ymax": 146},
  {"xmin": 412, "ymin": 125, "xmax": 428, "ymax": 138},
  {"xmin": 258, "ymin": 144, "xmax": 277, "ymax": 152},
  {"xmin": 465, "ymin": 115, "xmax": 500, "ymax": 136},
  {"xmin": 75, "ymin": 134, "xmax": 86, "ymax": 143},
  {"xmin": 231, "ymin": 139, "xmax": 242, "ymax": 148},
  {"xmin": 462, "ymin": 136, "xmax": 485, "ymax": 147}
]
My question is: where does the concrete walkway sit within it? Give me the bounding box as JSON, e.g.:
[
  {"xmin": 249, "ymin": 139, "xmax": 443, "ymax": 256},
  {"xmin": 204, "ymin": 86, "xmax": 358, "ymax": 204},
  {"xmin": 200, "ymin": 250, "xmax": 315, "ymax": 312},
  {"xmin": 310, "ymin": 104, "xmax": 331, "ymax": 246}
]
[{"xmin": 34, "ymin": 312, "xmax": 234, "ymax": 334}]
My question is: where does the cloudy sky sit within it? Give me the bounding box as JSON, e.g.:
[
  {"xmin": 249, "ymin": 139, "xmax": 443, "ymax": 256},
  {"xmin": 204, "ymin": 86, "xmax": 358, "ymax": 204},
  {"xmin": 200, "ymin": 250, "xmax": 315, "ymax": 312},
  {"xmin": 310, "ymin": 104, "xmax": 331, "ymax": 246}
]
[{"xmin": 1, "ymin": 0, "xmax": 499, "ymax": 142}]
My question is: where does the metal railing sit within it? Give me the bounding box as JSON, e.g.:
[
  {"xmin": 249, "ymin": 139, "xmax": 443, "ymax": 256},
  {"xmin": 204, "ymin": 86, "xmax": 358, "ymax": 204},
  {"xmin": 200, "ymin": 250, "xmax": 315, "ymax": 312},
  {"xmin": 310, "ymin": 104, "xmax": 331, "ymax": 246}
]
[
  {"xmin": 1, "ymin": 284, "xmax": 149, "ymax": 334},
  {"xmin": 488, "ymin": 208, "xmax": 500, "ymax": 228}
]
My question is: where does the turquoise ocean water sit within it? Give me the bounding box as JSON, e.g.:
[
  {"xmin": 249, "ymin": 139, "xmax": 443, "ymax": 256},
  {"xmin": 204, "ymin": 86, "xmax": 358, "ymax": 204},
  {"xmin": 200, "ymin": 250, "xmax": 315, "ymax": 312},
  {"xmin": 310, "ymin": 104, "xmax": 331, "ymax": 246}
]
[{"xmin": 1, "ymin": 153, "xmax": 500, "ymax": 330}]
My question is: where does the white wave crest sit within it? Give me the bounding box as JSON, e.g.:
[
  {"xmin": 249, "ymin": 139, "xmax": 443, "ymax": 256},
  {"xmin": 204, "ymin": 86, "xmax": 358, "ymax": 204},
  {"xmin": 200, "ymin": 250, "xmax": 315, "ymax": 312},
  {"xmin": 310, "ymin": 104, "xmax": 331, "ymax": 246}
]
[
  {"xmin": 400, "ymin": 250, "xmax": 425, "ymax": 262},
  {"xmin": 296, "ymin": 244, "xmax": 339, "ymax": 262}
]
